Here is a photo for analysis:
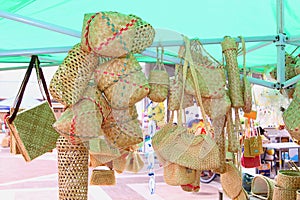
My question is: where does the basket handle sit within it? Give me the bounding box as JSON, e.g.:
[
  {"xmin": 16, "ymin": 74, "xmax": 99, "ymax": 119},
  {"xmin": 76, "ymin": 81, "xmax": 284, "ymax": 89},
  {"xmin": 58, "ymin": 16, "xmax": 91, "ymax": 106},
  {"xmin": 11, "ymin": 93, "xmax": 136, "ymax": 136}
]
[{"xmin": 8, "ymin": 55, "xmax": 52, "ymax": 123}]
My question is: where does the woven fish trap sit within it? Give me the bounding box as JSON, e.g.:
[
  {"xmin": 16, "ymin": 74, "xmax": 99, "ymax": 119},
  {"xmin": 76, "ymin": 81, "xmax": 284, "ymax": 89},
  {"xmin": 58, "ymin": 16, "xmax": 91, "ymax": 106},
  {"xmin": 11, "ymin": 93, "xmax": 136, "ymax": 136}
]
[
  {"xmin": 242, "ymin": 77, "xmax": 252, "ymax": 113},
  {"xmin": 251, "ymin": 175, "xmax": 275, "ymax": 200},
  {"xmin": 148, "ymin": 69, "xmax": 170, "ymax": 102},
  {"xmin": 201, "ymin": 92, "xmax": 231, "ymax": 120},
  {"xmin": 220, "ymin": 162, "xmax": 243, "ymax": 199},
  {"xmin": 103, "ymin": 70, "xmax": 150, "ymax": 109},
  {"xmin": 53, "ymin": 85, "xmax": 106, "ymax": 144},
  {"xmin": 167, "ymin": 77, "xmax": 194, "ymax": 111},
  {"xmin": 283, "ymin": 99, "xmax": 300, "ymax": 141},
  {"xmin": 94, "ymin": 53, "xmax": 141, "ymax": 92},
  {"xmin": 90, "ymin": 168, "xmax": 116, "ymax": 186},
  {"xmin": 102, "ymin": 118, "xmax": 143, "ymax": 148},
  {"xmin": 57, "ymin": 136, "xmax": 89, "ymax": 200},
  {"xmin": 273, "ymin": 185, "xmax": 297, "ymax": 200},
  {"xmin": 128, "ymin": 14, "xmax": 155, "ymax": 53},
  {"xmin": 49, "ymin": 43, "xmax": 98, "ymax": 106},
  {"xmin": 163, "ymin": 162, "xmax": 196, "ymax": 186},
  {"xmin": 277, "ymin": 170, "xmax": 300, "ymax": 190},
  {"xmin": 221, "ymin": 36, "xmax": 244, "ymax": 108}
]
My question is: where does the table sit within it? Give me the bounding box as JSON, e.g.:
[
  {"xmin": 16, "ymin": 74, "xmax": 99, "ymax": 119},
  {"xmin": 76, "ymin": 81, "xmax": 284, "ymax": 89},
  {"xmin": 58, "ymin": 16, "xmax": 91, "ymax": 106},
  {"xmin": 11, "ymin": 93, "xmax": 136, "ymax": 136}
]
[{"xmin": 263, "ymin": 142, "xmax": 300, "ymax": 170}]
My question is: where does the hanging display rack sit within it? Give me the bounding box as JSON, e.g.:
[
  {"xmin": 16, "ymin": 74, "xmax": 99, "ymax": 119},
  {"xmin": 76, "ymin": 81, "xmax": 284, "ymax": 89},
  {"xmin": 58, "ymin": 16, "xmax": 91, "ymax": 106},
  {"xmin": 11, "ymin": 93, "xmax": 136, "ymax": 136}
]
[{"xmin": 0, "ymin": 0, "xmax": 299, "ymax": 90}]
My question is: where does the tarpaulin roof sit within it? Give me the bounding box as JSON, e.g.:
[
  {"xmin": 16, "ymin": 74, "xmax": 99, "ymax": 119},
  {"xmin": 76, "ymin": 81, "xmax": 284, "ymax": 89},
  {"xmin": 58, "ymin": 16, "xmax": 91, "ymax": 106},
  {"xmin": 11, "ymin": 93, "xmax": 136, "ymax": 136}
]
[{"xmin": 0, "ymin": 0, "xmax": 299, "ymax": 88}]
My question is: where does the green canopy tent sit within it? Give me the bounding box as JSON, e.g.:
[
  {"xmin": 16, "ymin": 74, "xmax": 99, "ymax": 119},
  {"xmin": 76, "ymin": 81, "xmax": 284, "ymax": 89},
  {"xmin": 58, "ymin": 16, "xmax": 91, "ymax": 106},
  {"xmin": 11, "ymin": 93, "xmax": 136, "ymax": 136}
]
[{"xmin": 0, "ymin": 0, "xmax": 299, "ymax": 90}]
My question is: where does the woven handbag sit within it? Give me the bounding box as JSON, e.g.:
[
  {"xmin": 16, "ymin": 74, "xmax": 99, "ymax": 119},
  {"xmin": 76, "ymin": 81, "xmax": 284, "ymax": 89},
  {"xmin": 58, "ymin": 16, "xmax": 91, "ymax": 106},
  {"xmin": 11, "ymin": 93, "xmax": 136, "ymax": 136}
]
[
  {"xmin": 202, "ymin": 92, "xmax": 231, "ymax": 120},
  {"xmin": 221, "ymin": 36, "xmax": 245, "ymax": 108},
  {"xmin": 90, "ymin": 167, "xmax": 116, "ymax": 186},
  {"xmin": 49, "ymin": 43, "xmax": 98, "ymax": 106},
  {"xmin": 81, "ymin": 12, "xmax": 155, "ymax": 57},
  {"xmin": 94, "ymin": 53, "xmax": 141, "ymax": 92},
  {"xmin": 180, "ymin": 171, "xmax": 201, "ymax": 193},
  {"xmin": 53, "ymin": 84, "xmax": 108, "ymax": 144},
  {"xmin": 283, "ymin": 98, "xmax": 300, "ymax": 143},
  {"xmin": 148, "ymin": 48, "xmax": 170, "ymax": 102},
  {"xmin": 6, "ymin": 55, "xmax": 59, "ymax": 162}
]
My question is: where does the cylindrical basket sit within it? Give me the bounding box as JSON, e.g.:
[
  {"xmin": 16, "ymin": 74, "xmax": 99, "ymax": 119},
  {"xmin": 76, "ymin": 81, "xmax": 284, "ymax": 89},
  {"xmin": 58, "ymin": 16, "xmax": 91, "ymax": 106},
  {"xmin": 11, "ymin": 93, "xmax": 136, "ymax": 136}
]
[
  {"xmin": 273, "ymin": 185, "xmax": 297, "ymax": 200},
  {"xmin": 276, "ymin": 170, "xmax": 300, "ymax": 190},
  {"xmin": 57, "ymin": 136, "xmax": 89, "ymax": 200}
]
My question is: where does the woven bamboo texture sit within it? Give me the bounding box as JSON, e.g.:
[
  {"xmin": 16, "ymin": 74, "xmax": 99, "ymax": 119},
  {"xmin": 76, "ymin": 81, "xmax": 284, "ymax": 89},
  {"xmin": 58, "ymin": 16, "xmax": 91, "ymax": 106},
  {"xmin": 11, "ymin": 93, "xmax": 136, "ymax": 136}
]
[
  {"xmin": 221, "ymin": 36, "xmax": 244, "ymax": 108},
  {"xmin": 90, "ymin": 168, "xmax": 116, "ymax": 186},
  {"xmin": 104, "ymin": 70, "xmax": 150, "ymax": 109},
  {"xmin": 273, "ymin": 185, "xmax": 297, "ymax": 200},
  {"xmin": 277, "ymin": 170, "xmax": 300, "ymax": 190},
  {"xmin": 297, "ymin": 189, "xmax": 300, "ymax": 200},
  {"xmin": 112, "ymin": 152, "xmax": 128, "ymax": 173},
  {"xmin": 283, "ymin": 98, "xmax": 300, "ymax": 142},
  {"xmin": 220, "ymin": 162, "xmax": 243, "ymax": 199},
  {"xmin": 6, "ymin": 101, "xmax": 59, "ymax": 161},
  {"xmin": 180, "ymin": 170, "xmax": 201, "ymax": 193},
  {"xmin": 57, "ymin": 136, "xmax": 89, "ymax": 200},
  {"xmin": 49, "ymin": 43, "xmax": 98, "ymax": 106},
  {"xmin": 53, "ymin": 84, "xmax": 107, "ymax": 144},
  {"xmin": 81, "ymin": 12, "xmax": 155, "ymax": 57},
  {"xmin": 226, "ymin": 108, "xmax": 240, "ymax": 153},
  {"xmin": 148, "ymin": 69, "xmax": 170, "ymax": 102},
  {"xmin": 94, "ymin": 53, "xmax": 141, "ymax": 92},
  {"xmin": 251, "ymin": 175, "xmax": 275, "ymax": 200},
  {"xmin": 163, "ymin": 162, "xmax": 196, "ymax": 186}
]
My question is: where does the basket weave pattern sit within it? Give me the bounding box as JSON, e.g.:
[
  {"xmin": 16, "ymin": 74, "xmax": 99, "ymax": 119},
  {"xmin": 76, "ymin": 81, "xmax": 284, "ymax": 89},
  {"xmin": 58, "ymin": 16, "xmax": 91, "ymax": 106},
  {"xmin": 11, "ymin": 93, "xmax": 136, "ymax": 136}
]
[
  {"xmin": 163, "ymin": 162, "xmax": 196, "ymax": 186},
  {"xmin": 57, "ymin": 136, "xmax": 89, "ymax": 200}
]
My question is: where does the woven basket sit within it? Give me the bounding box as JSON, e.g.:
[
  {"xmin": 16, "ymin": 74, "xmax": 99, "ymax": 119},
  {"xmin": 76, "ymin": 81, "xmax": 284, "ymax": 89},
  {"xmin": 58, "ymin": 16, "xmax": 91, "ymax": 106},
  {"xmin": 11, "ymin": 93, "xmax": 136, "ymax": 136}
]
[
  {"xmin": 53, "ymin": 84, "xmax": 106, "ymax": 144},
  {"xmin": 201, "ymin": 91, "xmax": 231, "ymax": 120},
  {"xmin": 220, "ymin": 162, "xmax": 243, "ymax": 199},
  {"xmin": 163, "ymin": 162, "xmax": 196, "ymax": 186},
  {"xmin": 226, "ymin": 108, "xmax": 240, "ymax": 153},
  {"xmin": 94, "ymin": 53, "xmax": 141, "ymax": 92},
  {"xmin": 112, "ymin": 152, "xmax": 128, "ymax": 173},
  {"xmin": 293, "ymin": 81, "xmax": 300, "ymax": 99},
  {"xmin": 273, "ymin": 185, "xmax": 297, "ymax": 200},
  {"xmin": 283, "ymin": 99, "xmax": 300, "ymax": 142},
  {"xmin": 81, "ymin": 12, "xmax": 155, "ymax": 57},
  {"xmin": 125, "ymin": 151, "xmax": 144, "ymax": 173},
  {"xmin": 251, "ymin": 175, "xmax": 275, "ymax": 200},
  {"xmin": 221, "ymin": 36, "xmax": 244, "ymax": 108},
  {"xmin": 148, "ymin": 68, "xmax": 170, "ymax": 103},
  {"xmin": 90, "ymin": 168, "xmax": 116, "ymax": 186},
  {"xmin": 243, "ymin": 77, "xmax": 252, "ymax": 113},
  {"xmin": 277, "ymin": 170, "xmax": 300, "ymax": 190},
  {"xmin": 104, "ymin": 70, "xmax": 150, "ymax": 109},
  {"xmin": 297, "ymin": 189, "xmax": 300, "ymax": 200},
  {"xmin": 57, "ymin": 136, "xmax": 89, "ymax": 200},
  {"xmin": 50, "ymin": 43, "xmax": 98, "ymax": 106}
]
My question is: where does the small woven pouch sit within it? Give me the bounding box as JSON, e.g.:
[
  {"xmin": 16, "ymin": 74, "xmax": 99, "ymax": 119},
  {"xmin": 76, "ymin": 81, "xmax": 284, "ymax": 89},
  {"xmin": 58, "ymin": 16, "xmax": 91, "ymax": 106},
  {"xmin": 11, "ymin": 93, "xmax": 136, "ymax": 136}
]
[
  {"xmin": 94, "ymin": 53, "xmax": 141, "ymax": 92},
  {"xmin": 221, "ymin": 36, "xmax": 245, "ymax": 108},
  {"xmin": 148, "ymin": 47, "xmax": 170, "ymax": 102},
  {"xmin": 180, "ymin": 171, "xmax": 201, "ymax": 193},
  {"xmin": 49, "ymin": 43, "xmax": 98, "ymax": 106},
  {"xmin": 81, "ymin": 12, "xmax": 155, "ymax": 57},
  {"xmin": 90, "ymin": 166, "xmax": 116, "ymax": 186}
]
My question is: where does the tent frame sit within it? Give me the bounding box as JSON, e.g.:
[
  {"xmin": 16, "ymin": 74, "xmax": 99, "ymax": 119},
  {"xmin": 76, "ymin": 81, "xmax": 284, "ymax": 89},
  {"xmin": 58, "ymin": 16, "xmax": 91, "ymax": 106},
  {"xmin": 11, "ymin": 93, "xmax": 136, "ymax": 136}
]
[{"xmin": 0, "ymin": 0, "xmax": 299, "ymax": 90}]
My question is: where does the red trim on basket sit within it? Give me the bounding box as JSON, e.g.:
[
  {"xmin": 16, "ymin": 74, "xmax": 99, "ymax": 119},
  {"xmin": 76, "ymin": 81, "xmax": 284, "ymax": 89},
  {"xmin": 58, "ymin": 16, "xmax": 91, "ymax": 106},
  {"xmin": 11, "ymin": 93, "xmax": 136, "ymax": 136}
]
[{"xmin": 84, "ymin": 13, "xmax": 99, "ymax": 52}]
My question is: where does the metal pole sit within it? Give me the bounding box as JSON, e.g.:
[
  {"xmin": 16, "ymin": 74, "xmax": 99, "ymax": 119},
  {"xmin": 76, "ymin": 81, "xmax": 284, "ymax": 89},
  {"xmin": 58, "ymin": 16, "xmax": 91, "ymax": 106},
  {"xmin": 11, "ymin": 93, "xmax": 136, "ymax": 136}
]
[
  {"xmin": 282, "ymin": 74, "xmax": 300, "ymax": 89},
  {"xmin": 0, "ymin": 46, "xmax": 72, "ymax": 57},
  {"xmin": 0, "ymin": 10, "xmax": 81, "ymax": 38}
]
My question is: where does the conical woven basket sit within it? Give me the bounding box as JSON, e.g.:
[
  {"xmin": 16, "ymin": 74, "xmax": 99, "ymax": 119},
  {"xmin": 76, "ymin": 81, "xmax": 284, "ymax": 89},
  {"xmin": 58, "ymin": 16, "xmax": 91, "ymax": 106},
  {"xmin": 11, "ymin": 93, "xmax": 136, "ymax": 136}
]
[
  {"xmin": 50, "ymin": 43, "xmax": 98, "ymax": 106},
  {"xmin": 104, "ymin": 70, "xmax": 150, "ymax": 109},
  {"xmin": 57, "ymin": 136, "xmax": 89, "ymax": 200},
  {"xmin": 221, "ymin": 36, "xmax": 244, "ymax": 108},
  {"xmin": 112, "ymin": 152, "xmax": 128, "ymax": 173},
  {"xmin": 94, "ymin": 54, "xmax": 141, "ymax": 92},
  {"xmin": 163, "ymin": 162, "xmax": 196, "ymax": 186}
]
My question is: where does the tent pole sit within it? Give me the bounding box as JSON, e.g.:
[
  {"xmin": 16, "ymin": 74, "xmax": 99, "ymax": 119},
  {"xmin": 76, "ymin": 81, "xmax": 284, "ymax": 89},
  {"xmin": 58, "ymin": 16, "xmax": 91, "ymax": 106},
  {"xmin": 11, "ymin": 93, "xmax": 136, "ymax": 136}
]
[
  {"xmin": 0, "ymin": 10, "xmax": 81, "ymax": 38},
  {"xmin": 282, "ymin": 74, "xmax": 300, "ymax": 89},
  {"xmin": 0, "ymin": 47, "xmax": 72, "ymax": 56},
  {"xmin": 275, "ymin": 0, "xmax": 286, "ymax": 86}
]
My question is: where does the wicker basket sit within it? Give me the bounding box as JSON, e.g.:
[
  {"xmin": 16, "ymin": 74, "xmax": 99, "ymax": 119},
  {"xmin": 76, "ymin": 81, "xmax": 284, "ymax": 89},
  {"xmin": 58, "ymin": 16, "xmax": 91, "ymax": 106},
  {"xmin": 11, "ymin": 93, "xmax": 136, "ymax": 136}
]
[
  {"xmin": 251, "ymin": 175, "xmax": 275, "ymax": 200},
  {"xmin": 148, "ymin": 69, "xmax": 170, "ymax": 102},
  {"xmin": 57, "ymin": 136, "xmax": 89, "ymax": 200},
  {"xmin": 81, "ymin": 12, "xmax": 155, "ymax": 57},
  {"xmin": 277, "ymin": 170, "xmax": 300, "ymax": 190},
  {"xmin": 50, "ymin": 43, "xmax": 98, "ymax": 106},
  {"xmin": 273, "ymin": 185, "xmax": 297, "ymax": 200},
  {"xmin": 104, "ymin": 70, "xmax": 150, "ymax": 109},
  {"xmin": 283, "ymin": 98, "xmax": 300, "ymax": 142},
  {"xmin": 94, "ymin": 53, "xmax": 141, "ymax": 92},
  {"xmin": 125, "ymin": 151, "xmax": 144, "ymax": 173}
]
